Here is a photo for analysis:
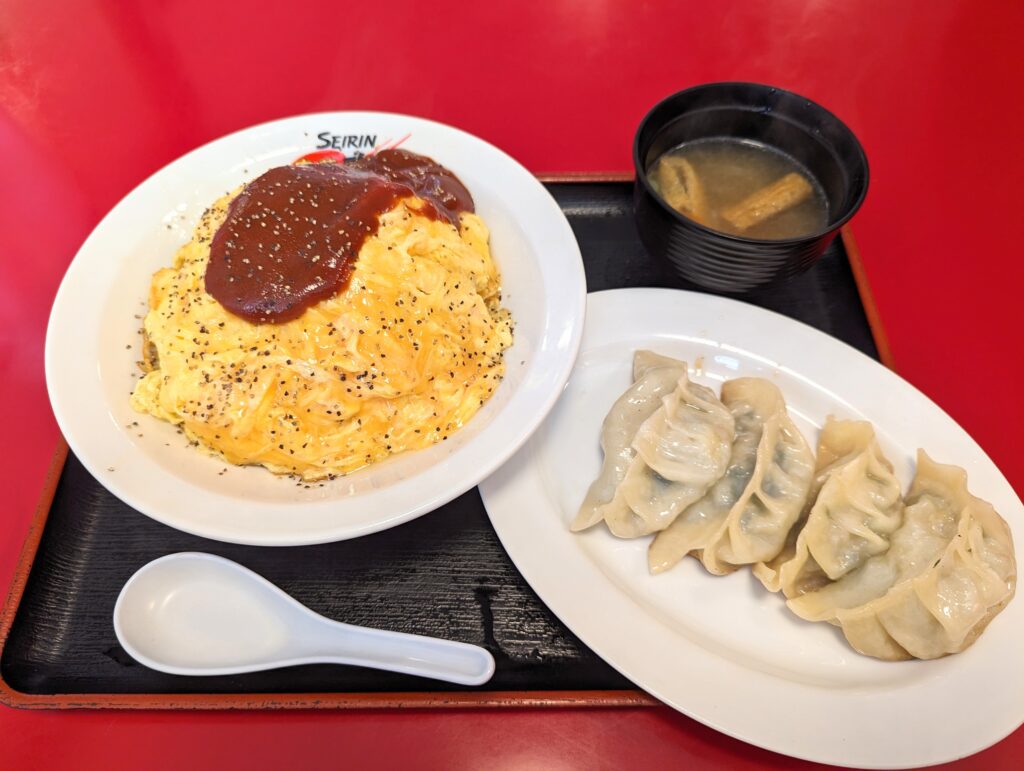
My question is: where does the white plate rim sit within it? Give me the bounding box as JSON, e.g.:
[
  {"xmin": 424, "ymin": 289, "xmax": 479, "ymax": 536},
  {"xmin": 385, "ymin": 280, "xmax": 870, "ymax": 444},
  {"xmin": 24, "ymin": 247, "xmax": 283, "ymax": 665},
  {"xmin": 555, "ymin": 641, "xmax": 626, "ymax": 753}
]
[
  {"xmin": 44, "ymin": 111, "xmax": 586, "ymax": 545},
  {"xmin": 479, "ymin": 287, "xmax": 1024, "ymax": 769}
]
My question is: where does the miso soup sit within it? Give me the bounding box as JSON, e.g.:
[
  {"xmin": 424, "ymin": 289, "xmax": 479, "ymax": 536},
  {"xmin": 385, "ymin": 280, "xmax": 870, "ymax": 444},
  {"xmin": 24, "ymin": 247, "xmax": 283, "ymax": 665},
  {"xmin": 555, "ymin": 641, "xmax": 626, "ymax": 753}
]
[{"xmin": 648, "ymin": 139, "xmax": 828, "ymax": 240}]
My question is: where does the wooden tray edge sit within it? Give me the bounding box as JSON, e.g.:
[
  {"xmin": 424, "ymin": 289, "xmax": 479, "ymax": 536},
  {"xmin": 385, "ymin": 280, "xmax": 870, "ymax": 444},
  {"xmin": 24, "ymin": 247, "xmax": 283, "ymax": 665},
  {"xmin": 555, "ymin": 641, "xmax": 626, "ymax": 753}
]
[
  {"xmin": 0, "ymin": 688, "xmax": 657, "ymax": 711},
  {"xmin": 536, "ymin": 172, "xmax": 633, "ymax": 183},
  {"xmin": 840, "ymin": 227, "xmax": 896, "ymax": 370},
  {"xmin": 0, "ymin": 441, "xmax": 67, "ymax": 709}
]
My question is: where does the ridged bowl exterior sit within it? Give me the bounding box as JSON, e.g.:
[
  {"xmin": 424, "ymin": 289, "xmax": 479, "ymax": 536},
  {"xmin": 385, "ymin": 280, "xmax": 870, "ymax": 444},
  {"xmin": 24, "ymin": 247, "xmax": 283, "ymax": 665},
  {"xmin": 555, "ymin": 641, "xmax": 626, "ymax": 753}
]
[{"xmin": 634, "ymin": 183, "xmax": 835, "ymax": 292}]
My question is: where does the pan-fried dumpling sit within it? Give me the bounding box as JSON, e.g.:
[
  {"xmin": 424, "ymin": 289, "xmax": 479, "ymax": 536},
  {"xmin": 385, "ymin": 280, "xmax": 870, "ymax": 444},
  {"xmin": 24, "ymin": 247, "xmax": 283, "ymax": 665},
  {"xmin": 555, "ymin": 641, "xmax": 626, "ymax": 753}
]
[
  {"xmin": 787, "ymin": 450, "xmax": 1016, "ymax": 660},
  {"xmin": 607, "ymin": 368, "xmax": 735, "ymax": 537},
  {"xmin": 571, "ymin": 351, "xmax": 688, "ymax": 532},
  {"xmin": 572, "ymin": 351, "xmax": 734, "ymax": 536},
  {"xmin": 754, "ymin": 418, "xmax": 903, "ymax": 596},
  {"xmin": 648, "ymin": 378, "xmax": 815, "ymax": 575}
]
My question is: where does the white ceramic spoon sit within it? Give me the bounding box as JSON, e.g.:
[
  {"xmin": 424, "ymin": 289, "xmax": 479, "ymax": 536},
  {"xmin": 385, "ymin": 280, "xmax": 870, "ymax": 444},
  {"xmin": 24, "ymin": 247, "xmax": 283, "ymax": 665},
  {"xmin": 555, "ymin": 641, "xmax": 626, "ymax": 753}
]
[{"xmin": 113, "ymin": 552, "xmax": 495, "ymax": 685}]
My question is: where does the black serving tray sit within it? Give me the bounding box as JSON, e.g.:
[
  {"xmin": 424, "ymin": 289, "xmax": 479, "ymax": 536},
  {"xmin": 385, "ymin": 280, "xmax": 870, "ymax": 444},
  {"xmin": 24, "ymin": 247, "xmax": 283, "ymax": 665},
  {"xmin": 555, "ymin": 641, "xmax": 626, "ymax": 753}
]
[{"xmin": 0, "ymin": 179, "xmax": 883, "ymax": 709}]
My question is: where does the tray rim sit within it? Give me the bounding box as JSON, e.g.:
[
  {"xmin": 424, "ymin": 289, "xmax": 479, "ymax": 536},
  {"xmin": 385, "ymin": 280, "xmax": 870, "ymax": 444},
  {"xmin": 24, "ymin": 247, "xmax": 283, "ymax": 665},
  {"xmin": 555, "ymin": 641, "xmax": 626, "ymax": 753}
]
[{"xmin": 0, "ymin": 174, "xmax": 888, "ymax": 710}]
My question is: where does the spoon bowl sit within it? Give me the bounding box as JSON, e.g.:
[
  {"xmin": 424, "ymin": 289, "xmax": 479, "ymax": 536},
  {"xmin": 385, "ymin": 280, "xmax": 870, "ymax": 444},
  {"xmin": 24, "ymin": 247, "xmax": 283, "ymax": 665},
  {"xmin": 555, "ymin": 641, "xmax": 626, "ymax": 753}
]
[{"xmin": 114, "ymin": 552, "xmax": 495, "ymax": 685}]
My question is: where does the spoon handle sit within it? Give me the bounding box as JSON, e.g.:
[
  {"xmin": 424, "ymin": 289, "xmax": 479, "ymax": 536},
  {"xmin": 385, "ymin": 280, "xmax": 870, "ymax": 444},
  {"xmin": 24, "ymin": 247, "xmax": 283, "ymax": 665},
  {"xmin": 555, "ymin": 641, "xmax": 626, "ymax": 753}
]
[{"xmin": 299, "ymin": 620, "xmax": 495, "ymax": 686}]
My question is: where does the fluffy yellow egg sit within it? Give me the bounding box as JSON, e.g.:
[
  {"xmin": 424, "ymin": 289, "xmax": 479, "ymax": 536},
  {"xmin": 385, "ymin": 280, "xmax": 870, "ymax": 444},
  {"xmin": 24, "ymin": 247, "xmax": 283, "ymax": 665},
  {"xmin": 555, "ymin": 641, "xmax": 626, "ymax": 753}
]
[{"xmin": 131, "ymin": 195, "xmax": 512, "ymax": 480}]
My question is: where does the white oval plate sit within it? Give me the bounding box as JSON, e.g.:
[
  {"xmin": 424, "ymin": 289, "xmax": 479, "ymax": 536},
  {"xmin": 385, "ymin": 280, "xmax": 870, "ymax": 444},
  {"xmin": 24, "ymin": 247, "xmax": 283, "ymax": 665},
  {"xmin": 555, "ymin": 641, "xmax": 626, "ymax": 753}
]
[
  {"xmin": 45, "ymin": 112, "xmax": 585, "ymax": 545},
  {"xmin": 479, "ymin": 288, "xmax": 1024, "ymax": 769}
]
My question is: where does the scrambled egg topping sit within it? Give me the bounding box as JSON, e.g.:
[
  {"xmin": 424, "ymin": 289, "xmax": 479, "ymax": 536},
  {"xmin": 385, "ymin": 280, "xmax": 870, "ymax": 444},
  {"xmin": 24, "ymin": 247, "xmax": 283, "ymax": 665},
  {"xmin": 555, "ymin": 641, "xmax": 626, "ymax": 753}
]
[{"xmin": 131, "ymin": 195, "xmax": 513, "ymax": 480}]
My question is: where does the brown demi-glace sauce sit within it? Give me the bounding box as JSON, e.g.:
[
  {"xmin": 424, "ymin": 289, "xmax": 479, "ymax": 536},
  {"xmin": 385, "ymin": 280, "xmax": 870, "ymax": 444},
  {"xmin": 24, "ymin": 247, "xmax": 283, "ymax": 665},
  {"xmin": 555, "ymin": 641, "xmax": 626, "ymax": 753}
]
[{"xmin": 205, "ymin": 148, "xmax": 474, "ymax": 324}]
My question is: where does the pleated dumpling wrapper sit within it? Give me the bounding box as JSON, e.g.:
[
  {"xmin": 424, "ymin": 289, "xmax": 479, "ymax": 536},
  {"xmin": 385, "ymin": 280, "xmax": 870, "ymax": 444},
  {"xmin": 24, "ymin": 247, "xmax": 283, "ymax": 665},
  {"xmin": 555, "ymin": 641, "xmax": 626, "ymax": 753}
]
[
  {"xmin": 755, "ymin": 418, "xmax": 904, "ymax": 596},
  {"xmin": 648, "ymin": 377, "xmax": 815, "ymax": 575},
  {"xmin": 571, "ymin": 351, "xmax": 735, "ymax": 537},
  {"xmin": 787, "ymin": 450, "xmax": 1016, "ymax": 660}
]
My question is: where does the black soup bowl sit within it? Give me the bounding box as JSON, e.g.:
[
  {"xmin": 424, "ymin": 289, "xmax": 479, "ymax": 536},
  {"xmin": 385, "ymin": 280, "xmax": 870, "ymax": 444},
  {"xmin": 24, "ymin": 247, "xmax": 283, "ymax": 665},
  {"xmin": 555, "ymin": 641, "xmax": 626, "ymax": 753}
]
[{"xmin": 633, "ymin": 82, "xmax": 869, "ymax": 292}]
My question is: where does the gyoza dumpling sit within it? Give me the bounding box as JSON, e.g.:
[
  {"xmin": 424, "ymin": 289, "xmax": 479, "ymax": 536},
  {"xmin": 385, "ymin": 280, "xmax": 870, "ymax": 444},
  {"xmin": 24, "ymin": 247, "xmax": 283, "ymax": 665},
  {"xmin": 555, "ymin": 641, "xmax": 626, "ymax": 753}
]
[
  {"xmin": 609, "ymin": 369, "xmax": 736, "ymax": 537},
  {"xmin": 648, "ymin": 378, "xmax": 815, "ymax": 575},
  {"xmin": 788, "ymin": 450, "xmax": 1016, "ymax": 660},
  {"xmin": 571, "ymin": 351, "xmax": 688, "ymax": 532},
  {"xmin": 754, "ymin": 418, "xmax": 903, "ymax": 596}
]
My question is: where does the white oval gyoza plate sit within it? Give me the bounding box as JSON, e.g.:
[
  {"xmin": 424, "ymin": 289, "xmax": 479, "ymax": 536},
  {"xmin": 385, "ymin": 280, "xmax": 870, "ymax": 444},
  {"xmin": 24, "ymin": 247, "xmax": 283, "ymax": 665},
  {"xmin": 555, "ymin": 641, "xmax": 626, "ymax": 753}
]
[
  {"xmin": 45, "ymin": 112, "xmax": 585, "ymax": 545},
  {"xmin": 479, "ymin": 288, "xmax": 1024, "ymax": 769}
]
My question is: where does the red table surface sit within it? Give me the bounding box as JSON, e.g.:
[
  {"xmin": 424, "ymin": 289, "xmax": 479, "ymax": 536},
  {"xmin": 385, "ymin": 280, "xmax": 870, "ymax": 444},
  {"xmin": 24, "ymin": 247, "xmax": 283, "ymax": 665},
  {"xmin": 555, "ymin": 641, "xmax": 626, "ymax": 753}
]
[{"xmin": 2, "ymin": 1, "xmax": 1022, "ymax": 768}]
